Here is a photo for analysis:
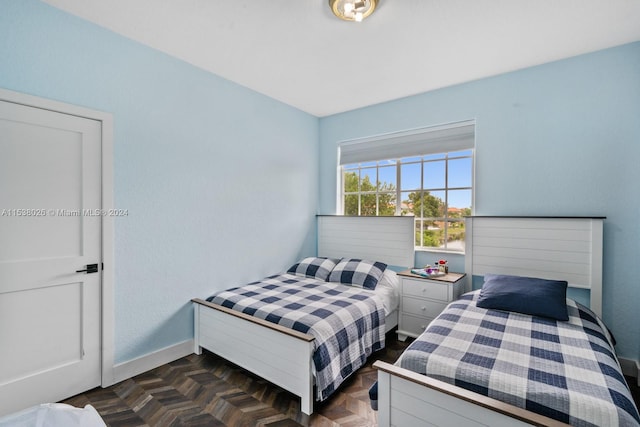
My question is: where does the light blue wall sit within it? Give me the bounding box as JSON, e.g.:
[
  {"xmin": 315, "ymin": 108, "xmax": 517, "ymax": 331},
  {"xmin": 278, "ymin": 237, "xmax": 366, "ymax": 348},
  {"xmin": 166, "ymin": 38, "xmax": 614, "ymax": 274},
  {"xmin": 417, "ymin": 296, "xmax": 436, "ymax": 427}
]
[
  {"xmin": 0, "ymin": 0, "xmax": 319, "ymax": 363},
  {"xmin": 2, "ymin": 0, "xmax": 639, "ymax": 365},
  {"xmin": 319, "ymin": 42, "xmax": 640, "ymax": 360}
]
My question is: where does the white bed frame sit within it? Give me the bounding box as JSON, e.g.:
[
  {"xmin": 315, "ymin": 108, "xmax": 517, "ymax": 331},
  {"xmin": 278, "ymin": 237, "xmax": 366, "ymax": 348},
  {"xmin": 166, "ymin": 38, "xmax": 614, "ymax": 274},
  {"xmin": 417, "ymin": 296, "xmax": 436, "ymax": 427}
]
[
  {"xmin": 193, "ymin": 215, "xmax": 414, "ymax": 415},
  {"xmin": 375, "ymin": 216, "xmax": 605, "ymax": 427}
]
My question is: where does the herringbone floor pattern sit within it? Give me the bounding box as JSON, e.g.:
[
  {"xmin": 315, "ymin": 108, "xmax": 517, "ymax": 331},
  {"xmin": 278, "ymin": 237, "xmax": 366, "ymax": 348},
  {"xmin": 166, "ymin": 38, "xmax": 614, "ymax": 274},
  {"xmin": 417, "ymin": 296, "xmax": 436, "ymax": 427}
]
[
  {"xmin": 63, "ymin": 336, "xmax": 409, "ymax": 427},
  {"xmin": 63, "ymin": 337, "xmax": 640, "ymax": 427}
]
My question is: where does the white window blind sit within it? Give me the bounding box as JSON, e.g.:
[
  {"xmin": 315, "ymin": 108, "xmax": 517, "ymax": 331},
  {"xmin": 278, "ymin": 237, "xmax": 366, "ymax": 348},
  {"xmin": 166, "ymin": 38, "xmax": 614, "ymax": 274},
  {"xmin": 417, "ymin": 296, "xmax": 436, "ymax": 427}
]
[{"xmin": 338, "ymin": 120, "xmax": 475, "ymax": 165}]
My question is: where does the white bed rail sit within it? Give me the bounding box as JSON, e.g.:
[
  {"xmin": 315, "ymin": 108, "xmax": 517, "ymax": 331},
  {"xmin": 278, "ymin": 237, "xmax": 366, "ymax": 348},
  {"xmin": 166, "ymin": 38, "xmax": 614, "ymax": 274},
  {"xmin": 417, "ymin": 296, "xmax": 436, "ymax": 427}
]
[
  {"xmin": 193, "ymin": 299, "xmax": 316, "ymax": 414},
  {"xmin": 374, "ymin": 361, "xmax": 569, "ymax": 427}
]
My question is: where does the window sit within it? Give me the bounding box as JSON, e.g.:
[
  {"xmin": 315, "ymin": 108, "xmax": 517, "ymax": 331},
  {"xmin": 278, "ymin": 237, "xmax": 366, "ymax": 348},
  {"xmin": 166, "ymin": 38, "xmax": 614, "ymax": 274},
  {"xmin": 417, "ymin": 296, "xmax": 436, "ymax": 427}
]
[{"xmin": 339, "ymin": 121, "xmax": 474, "ymax": 252}]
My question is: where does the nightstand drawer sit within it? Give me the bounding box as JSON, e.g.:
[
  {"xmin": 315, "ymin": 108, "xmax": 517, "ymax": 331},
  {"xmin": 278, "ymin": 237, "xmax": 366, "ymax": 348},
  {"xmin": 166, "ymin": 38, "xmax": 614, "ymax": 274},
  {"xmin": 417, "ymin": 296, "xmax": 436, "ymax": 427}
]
[
  {"xmin": 396, "ymin": 271, "xmax": 466, "ymax": 342},
  {"xmin": 402, "ymin": 297, "xmax": 447, "ymax": 318},
  {"xmin": 402, "ymin": 278, "xmax": 449, "ymax": 301},
  {"xmin": 400, "ymin": 314, "xmax": 434, "ymax": 336}
]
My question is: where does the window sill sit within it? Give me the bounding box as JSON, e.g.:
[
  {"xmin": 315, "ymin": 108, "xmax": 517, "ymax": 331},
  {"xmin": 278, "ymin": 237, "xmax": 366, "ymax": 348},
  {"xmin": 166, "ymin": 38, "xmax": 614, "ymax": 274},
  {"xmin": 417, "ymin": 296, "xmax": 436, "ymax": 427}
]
[{"xmin": 415, "ymin": 247, "xmax": 465, "ymax": 256}]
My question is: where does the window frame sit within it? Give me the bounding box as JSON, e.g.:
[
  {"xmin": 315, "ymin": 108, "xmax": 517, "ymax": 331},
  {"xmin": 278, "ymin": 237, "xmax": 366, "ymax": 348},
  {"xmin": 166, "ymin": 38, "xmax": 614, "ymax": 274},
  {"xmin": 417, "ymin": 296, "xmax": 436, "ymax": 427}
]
[{"xmin": 337, "ymin": 121, "xmax": 475, "ymax": 253}]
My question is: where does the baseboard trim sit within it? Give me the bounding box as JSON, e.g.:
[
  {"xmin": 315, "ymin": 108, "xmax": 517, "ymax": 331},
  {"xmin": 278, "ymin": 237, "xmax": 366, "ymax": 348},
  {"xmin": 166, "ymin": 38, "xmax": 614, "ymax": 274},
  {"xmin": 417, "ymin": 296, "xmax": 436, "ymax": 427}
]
[{"xmin": 111, "ymin": 339, "xmax": 194, "ymax": 385}]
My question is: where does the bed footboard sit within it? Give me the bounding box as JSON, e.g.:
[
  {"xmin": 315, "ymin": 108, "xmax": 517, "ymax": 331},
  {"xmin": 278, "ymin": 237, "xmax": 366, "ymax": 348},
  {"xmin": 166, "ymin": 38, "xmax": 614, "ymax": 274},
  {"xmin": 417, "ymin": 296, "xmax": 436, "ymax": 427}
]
[
  {"xmin": 373, "ymin": 361, "xmax": 569, "ymax": 427},
  {"xmin": 192, "ymin": 299, "xmax": 316, "ymax": 415}
]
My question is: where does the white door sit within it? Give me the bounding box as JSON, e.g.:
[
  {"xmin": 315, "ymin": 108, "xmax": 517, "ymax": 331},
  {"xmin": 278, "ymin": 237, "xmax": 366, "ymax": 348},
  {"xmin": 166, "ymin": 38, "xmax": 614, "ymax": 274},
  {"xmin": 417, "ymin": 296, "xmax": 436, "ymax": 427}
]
[{"xmin": 0, "ymin": 100, "xmax": 102, "ymax": 416}]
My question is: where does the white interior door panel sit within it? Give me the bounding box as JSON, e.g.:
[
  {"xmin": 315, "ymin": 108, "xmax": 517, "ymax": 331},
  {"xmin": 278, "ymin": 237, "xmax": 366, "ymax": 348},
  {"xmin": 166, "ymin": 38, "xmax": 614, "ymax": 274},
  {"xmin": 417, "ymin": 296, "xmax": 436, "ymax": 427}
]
[{"xmin": 0, "ymin": 100, "xmax": 102, "ymax": 416}]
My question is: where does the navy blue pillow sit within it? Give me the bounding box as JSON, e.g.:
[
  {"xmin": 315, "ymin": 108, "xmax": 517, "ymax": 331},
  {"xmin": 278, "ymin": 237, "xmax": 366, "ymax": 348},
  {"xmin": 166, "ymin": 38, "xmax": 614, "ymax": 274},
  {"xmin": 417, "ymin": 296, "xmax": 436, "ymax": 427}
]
[{"xmin": 476, "ymin": 274, "xmax": 569, "ymax": 321}]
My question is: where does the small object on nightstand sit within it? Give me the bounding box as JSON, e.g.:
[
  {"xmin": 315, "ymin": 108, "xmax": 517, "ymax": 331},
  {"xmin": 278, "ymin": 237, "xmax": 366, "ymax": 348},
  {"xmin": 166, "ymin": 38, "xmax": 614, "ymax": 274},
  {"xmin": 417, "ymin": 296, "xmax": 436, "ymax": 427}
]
[{"xmin": 410, "ymin": 267, "xmax": 445, "ymax": 278}]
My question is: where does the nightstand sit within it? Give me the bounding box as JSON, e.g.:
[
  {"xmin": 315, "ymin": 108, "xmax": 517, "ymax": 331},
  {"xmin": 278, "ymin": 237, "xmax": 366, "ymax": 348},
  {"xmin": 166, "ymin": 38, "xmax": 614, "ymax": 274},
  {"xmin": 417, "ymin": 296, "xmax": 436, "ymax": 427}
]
[{"xmin": 396, "ymin": 270, "xmax": 466, "ymax": 341}]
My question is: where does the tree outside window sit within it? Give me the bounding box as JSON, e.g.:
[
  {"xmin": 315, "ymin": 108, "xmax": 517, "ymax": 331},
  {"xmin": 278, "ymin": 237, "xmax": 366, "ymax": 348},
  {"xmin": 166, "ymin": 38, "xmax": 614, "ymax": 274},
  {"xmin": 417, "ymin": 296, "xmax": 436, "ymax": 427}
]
[{"xmin": 342, "ymin": 150, "xmax": 473, "ymax": 252}]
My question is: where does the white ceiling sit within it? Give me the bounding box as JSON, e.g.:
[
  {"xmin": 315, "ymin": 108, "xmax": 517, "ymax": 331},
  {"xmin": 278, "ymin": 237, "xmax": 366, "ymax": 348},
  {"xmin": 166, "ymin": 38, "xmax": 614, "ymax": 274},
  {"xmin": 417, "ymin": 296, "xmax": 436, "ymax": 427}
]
[{"xmin": 42, "ymin": 0, "xmax": 640, "ymax": 117}]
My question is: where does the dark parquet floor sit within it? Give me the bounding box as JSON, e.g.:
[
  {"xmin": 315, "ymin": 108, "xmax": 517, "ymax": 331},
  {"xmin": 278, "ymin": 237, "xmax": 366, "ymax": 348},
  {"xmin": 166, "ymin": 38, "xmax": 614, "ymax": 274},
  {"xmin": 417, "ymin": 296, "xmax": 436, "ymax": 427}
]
[
  {"xmin": 63, "ymin": 335, "xmax": 640, "ymax": 427},
  {"xmin": 62, "ymin": 334, "xmax": 409, "ymax": 427}
]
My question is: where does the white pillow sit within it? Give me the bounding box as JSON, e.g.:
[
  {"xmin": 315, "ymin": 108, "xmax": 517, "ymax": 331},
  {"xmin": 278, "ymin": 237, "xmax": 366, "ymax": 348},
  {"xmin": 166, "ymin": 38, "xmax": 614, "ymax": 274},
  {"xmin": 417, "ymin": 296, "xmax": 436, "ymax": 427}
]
[{"xmin": 373, "ymin": 269, "xmax": 400, "ymax": 314}]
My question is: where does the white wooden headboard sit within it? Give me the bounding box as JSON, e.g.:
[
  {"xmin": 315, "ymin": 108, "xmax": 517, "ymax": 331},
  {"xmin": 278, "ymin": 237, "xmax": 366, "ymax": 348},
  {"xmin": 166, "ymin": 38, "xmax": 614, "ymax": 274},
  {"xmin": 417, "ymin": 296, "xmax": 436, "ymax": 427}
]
[
  {"xmin": 465, "ymin": 216, "xmax": 605, "ymax": 316},
  {"xmin": 317, "ymin": 216, "xmax": 415, "ymax": 269}
]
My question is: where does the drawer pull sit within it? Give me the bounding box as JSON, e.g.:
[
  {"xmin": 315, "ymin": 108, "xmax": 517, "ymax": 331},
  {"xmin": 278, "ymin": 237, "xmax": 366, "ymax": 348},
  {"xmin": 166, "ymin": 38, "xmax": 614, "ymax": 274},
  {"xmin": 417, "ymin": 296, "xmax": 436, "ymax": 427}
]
[
  {"xmin": 421, "ymin": 306, "xmax": 426, "ymax": 311},
  {"xmin": 421, "ymin": 325, "xmax": 426, "ymax": 330}
]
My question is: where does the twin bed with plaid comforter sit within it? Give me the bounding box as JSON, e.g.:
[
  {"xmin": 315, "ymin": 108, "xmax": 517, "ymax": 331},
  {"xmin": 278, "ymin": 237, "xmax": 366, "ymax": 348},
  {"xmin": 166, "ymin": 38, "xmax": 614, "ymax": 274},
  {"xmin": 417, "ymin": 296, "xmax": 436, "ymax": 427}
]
[
  {"xmin": 207, "ymin": 272, "xmax": 386, "ymax": 401},
  {"xmin": 397, "ymin": 291, "xmax": 640, "ymax": 426}
]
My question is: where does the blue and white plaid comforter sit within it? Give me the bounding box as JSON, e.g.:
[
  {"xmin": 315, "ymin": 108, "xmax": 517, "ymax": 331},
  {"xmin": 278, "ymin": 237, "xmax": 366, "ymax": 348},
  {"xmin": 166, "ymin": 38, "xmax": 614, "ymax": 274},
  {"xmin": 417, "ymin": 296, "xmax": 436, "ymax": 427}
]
[
  {"xmin": 398, "ymin": 291, "xmax": 640, "ymax": 427},
  {"xmin": 207, "ymin": 273, "xmax": 386, "ymax": 401}
]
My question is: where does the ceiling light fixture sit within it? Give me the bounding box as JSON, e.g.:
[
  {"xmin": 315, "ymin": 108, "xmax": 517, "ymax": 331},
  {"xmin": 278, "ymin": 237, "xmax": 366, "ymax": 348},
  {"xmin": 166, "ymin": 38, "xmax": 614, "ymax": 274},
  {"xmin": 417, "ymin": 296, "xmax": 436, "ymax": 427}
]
[{"xmin": 329, "ymin": 0, "xmax": 378, "ymax": 22}]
